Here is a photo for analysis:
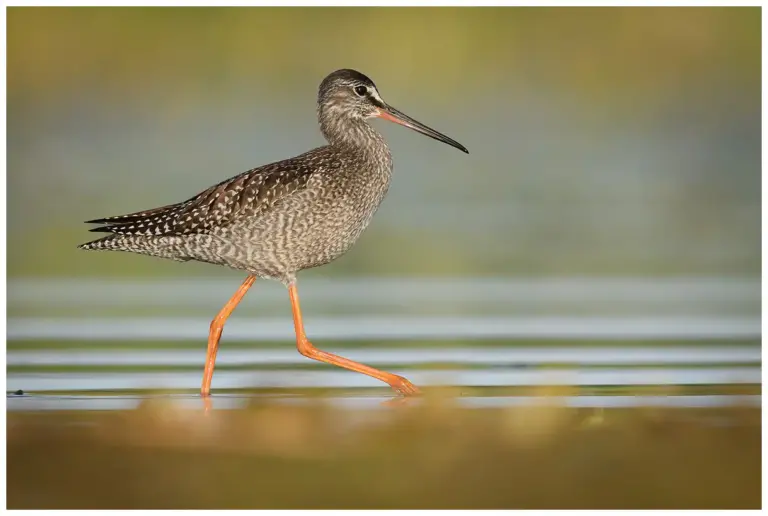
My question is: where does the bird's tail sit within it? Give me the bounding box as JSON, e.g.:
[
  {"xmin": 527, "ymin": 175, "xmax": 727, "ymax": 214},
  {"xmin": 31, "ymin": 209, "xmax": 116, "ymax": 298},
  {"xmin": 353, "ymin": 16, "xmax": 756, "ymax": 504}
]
[
  {"xmin": 78, "ymin": 235, "xmax": 121, "ymax": 251},
  {"xmin": 78, "ymin": 234, "xmax": 191, "ymax": 263}
]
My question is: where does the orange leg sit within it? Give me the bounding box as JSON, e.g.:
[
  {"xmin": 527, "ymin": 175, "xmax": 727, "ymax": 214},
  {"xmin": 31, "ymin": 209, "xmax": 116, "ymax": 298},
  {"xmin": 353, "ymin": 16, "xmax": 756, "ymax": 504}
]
[
  {"xmin": 288, "ymin": 283, "xmax": 421, "ymax": 396},
  {"xmin": 201, "ymin": 275, "xmax": 256, "ymax": 396}
]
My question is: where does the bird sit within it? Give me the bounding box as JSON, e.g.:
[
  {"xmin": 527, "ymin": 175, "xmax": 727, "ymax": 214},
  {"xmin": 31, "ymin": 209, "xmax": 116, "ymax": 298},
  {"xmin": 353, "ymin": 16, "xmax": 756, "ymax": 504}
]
[{"xmin": 78, "ymin": 68, "xmax": 468, "ymax": 398}]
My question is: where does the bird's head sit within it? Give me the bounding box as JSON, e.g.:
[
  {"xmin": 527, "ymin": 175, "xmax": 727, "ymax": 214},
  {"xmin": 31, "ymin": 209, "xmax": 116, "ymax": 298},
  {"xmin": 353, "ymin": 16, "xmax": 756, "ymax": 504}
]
[{"xmin": 318, "ymin": 69, "xmax": 468, "ymax": 154}]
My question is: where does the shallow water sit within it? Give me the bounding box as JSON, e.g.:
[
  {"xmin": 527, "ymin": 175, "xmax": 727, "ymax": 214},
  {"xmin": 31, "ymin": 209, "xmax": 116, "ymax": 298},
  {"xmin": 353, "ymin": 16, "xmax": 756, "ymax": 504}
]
[
  {"xmin": 8, "ymin": 345, "xmax": 760, "ymax": 367},
  {"xmin": 6, "ymin": 392, "xmax": 761, "ymax": 412},
  {"xmin": 8, "ymin": 277, "xmax": 760, "ymax": 409},
  {"xmin": 6, "ymin": 366, "xmax": 761, "ymax": 393},
  {"xmin": 7, "ymin": 315, "xmax": 761, "ymax": 341}
]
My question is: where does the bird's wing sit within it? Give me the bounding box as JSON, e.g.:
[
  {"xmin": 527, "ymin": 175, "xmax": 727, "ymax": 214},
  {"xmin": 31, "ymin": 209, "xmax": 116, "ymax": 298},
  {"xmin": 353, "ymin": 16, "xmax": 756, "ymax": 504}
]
[{"xmin": 85, "ymin": 152, "xmax": 322, "ymax": 237}]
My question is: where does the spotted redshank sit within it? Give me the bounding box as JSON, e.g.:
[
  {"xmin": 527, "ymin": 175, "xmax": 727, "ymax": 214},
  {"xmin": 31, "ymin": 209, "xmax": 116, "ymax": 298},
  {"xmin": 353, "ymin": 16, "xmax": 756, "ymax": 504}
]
[{"xmin": 79, "ymin": 69, "xmax": 468, "ymax": 397}]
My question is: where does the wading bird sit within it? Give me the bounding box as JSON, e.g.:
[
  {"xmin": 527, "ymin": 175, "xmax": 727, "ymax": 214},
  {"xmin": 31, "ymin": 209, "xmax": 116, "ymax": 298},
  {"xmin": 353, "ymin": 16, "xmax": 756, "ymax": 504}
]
[{"xmin": 79, "ymin": 69, "xmax": 468, "ymax": 397}]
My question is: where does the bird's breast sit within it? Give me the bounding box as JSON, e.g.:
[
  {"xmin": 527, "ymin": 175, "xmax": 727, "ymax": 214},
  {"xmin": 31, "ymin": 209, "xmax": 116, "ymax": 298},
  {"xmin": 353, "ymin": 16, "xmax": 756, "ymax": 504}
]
[
  {"xmin": 235, "ymin": 162, "xmax": 393, "ymax": 275},
  {"xmin": 309, "ymin": 164, "xmax": 393, "ymax": 251}
]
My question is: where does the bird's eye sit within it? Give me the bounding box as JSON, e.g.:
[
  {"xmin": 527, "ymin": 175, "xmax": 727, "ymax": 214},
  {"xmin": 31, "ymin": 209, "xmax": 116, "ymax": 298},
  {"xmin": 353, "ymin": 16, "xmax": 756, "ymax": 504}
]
[{"xmin": 354, "ymin": 85, "xmax": 368, "ymax": 96}]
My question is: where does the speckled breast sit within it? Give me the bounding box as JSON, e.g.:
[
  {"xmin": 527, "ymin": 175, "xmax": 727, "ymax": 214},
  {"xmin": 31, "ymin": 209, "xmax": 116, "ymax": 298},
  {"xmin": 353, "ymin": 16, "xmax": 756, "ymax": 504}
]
[{"xmin": 230, "ymin": 164, "xmax": 393, "ymax": 279}]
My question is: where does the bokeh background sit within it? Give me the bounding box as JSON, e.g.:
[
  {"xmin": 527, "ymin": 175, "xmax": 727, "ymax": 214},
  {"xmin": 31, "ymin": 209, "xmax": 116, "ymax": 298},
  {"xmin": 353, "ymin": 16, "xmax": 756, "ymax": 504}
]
[
  {"xmin": 8, "ymin": 7, "xmax": 761, "ymax": 279},
  {"xmin": 6, "ymin": 6, "xmax": 762, "ymax": 510},
  {"xmin": 6, "ymin": 5, "xmax": 761, "ymax": 394}
]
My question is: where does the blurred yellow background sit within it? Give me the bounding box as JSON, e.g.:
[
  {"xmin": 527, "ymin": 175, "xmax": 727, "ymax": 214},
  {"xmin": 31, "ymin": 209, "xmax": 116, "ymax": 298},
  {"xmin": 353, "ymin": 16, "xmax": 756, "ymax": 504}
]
[
  {"xmin": 7, "ymin": 7, "xmax": 761, "ymax": 279},
  {"xmin": 6, "ymin": 10, "xmax": 761, "ymax": 509}
]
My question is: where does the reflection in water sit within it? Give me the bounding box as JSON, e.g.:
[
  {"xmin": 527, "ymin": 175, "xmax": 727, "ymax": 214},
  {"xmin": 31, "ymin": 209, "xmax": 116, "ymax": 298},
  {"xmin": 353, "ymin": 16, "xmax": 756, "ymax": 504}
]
[
  {"xmin": 7, "ymin": 392, "xmax": 761, "ymax": 412},
  {"xmin": 6, "ymin": 367, "xmax": 762, "ymax": 394}
]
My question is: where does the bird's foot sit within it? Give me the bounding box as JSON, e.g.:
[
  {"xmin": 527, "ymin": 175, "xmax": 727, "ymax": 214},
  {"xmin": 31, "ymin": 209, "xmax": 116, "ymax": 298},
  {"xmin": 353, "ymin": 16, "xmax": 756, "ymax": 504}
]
[
  {"xmin": 389, "ymin": 375, "xmax": 421, "ymax": 397},
  {"xmin": 200, "ymin": 392, "xmax": 213, "ymax": 414}
]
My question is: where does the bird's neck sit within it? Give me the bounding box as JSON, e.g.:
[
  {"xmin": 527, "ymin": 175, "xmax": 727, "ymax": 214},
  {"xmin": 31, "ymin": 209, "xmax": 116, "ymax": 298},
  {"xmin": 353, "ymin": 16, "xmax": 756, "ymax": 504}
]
[{"xmin": 319, "ymin": 111, "xmax": 390, "ymax": 161}]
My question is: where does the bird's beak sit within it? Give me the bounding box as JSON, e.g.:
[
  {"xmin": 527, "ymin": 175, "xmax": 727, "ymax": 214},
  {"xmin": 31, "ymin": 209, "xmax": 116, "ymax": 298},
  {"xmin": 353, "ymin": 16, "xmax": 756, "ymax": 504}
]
[{"xmin": 377, "ymin": 104, "xmax": 469, "ymax": 154}]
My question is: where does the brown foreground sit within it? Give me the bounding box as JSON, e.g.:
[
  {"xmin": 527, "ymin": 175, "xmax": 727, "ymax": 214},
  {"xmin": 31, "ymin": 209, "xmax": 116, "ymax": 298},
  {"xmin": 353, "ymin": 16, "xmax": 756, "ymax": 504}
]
[{"xmin": 6, "ymin": 393, "xmax": 761, "ymax": 509}]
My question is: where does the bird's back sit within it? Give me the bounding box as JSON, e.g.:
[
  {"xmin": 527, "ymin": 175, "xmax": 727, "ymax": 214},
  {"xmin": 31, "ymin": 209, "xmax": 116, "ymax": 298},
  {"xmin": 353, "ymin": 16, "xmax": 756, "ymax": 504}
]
[{"xmin": 79, "ymin": 144, "xmax": 393, "ymax": 280}]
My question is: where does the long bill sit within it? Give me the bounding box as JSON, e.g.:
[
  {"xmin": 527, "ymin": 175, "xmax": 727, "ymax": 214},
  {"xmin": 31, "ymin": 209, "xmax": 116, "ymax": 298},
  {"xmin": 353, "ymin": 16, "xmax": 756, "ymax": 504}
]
[{"xmin": 377, "ymin": 105, "xmax": 469, "ymax": 154}]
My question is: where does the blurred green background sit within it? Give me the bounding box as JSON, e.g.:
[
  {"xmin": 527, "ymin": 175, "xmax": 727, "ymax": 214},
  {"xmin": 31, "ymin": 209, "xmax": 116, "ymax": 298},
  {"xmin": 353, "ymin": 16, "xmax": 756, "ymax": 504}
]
[
  {"xmin": 7, "ymin": 6, "xmax": 761, "ymax": 279},
  {"xmin": 6, "ymin": 9, "xmax": 761, "ymax": 509},
  {"xmin": 6, "ymin": 6, "xmax": 761, "ymax": 394}
]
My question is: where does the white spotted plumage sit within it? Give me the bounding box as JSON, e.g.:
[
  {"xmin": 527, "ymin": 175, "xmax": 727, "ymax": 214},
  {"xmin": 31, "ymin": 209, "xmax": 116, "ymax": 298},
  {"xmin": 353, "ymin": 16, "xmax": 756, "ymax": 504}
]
[{"xmin": 79, "ymin": 69, "xmax": 466, "ymax": 285}]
